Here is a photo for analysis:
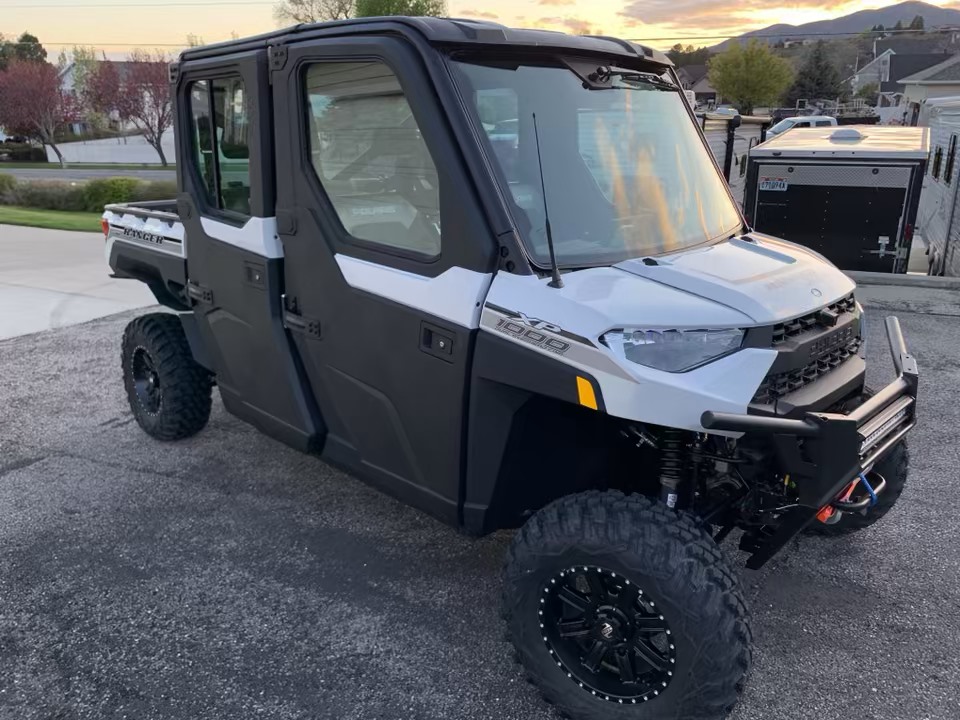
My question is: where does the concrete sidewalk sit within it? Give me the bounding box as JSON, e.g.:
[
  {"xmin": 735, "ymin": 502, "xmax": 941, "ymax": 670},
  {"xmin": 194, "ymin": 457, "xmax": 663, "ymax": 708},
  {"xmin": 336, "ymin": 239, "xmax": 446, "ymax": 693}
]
[{"xmin": 0, "ymin": 224, "xmax": 155, "ymax": 340}]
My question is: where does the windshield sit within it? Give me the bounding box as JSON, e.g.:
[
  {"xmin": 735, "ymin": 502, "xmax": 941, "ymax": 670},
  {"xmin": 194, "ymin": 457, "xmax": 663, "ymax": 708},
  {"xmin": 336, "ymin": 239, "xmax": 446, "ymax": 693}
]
[
  {"xmin": 770, "ymin": 118, "xmax": 796, "ymax": 134},
  {"xmin": 452, "ymin": 58, "xmax": 743, "ymax": 267}
]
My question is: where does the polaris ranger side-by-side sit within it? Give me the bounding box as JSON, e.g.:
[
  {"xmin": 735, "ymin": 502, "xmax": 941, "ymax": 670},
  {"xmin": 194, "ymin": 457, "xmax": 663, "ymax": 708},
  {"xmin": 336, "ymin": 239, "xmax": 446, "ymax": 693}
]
[{"xmin": 103, "ymin": 18, "xmax": 918, "ymax": 720}]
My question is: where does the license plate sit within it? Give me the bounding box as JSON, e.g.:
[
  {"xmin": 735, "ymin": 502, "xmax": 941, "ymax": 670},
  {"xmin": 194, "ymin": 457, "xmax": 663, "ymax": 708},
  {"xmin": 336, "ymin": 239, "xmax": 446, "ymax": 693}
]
[{"xmin": 759, "ymin": 178, "xmax": 788, "ymax": 192}]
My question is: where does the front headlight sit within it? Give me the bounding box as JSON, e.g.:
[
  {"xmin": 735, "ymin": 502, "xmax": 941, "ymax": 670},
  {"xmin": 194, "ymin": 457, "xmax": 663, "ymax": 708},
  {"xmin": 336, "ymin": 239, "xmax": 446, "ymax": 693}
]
[{"xmin": 602, "ymin": 328, "xmax": 744, "ymax": 372}]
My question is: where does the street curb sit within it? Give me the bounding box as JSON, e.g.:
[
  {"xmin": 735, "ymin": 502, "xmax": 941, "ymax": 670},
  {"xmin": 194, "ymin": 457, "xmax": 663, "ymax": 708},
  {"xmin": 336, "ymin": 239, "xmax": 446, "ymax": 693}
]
[{"xmin": 846, "ymin": 271, "xmax": 960, "ymax": 291}]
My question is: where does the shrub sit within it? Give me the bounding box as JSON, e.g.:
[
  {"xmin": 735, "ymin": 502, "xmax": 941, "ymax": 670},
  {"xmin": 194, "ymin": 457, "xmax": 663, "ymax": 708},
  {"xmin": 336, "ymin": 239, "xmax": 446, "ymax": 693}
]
[
  {"xmin": 133, "ymin": 180, "xmax": 178, "ymax": 202},
  {"xmin": 7, "ymin": 181, "xmax": 86, "ymax": 211},
  {"xmin": 80, "ymin": 177, "xmax": 141, "ymax": 211},
  {"xmin": 0, "ymin": 173, "xmax": 15, "ymax": 196}
]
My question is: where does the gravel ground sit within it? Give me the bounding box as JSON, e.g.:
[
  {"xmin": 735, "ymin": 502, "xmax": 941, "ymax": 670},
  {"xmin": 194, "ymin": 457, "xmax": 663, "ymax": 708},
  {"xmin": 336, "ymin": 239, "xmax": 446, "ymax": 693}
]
[{"xmin": 1, "ymin": 288, "xmax": 958, "ymax": 720}]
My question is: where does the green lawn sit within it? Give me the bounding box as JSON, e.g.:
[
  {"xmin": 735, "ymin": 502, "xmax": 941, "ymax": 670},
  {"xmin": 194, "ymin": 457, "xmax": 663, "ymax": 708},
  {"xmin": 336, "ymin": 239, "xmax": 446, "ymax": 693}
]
[
  {"xmin": 0, "ymin": 206, "xmax": 103, "ymax": 232},
  {"xmin": 0, "ymin": 162, "xmax": 174, "ymax": 170}
]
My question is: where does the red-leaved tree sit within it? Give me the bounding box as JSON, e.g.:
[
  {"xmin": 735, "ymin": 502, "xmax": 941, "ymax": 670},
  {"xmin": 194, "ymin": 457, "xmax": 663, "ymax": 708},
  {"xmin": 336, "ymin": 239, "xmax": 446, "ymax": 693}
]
[
  {"xmin": 116, "ymin": 49, "xmax": 173, "ymax": 166},
  {"xmin": 82, "ymin": 59, "xmax": 121, "ymax": 128},
  {"xmin": 0, "ymin": 60, "xmax": 76, "ymax": 167}
]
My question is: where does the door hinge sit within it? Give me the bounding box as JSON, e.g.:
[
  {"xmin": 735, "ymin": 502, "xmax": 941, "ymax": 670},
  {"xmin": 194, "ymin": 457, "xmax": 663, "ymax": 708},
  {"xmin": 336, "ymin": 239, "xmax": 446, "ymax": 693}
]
[
  {"xmin": 268, "ymin": 45, "xmax": 288, "ymax": 74},
  {"xmin": 187, "ymin": 280, "xmax": 214, "ymax": 305},
  {"xmin": 282, "ymin": 294, "xmax": 321, "ymax": 339}
]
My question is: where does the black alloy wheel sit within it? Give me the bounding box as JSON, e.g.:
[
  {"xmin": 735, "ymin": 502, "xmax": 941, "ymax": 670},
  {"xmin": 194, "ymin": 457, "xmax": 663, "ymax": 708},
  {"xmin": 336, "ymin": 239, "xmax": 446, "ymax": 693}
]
[
  {"xmin": 540, "ymin": 565, "xmax": 675, "ymax": 704},
  {"xmin": 121, "ymin": 313, "xmax": 213, "ymax": 441},
  {"xmin": 131, "ymin": 346, "xmax": 163, "ymax": 415}
]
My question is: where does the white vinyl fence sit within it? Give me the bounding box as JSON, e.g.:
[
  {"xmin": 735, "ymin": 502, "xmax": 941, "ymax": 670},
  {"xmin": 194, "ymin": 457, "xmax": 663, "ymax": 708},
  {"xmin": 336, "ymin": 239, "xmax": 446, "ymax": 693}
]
[{"xmin": 47, "ymin": 129, "xmax": 175, "ymax": 164}]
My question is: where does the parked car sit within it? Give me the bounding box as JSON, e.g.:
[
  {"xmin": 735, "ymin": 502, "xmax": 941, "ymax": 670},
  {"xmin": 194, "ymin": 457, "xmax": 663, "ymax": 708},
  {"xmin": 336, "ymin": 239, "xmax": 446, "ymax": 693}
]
[{"xmin": 767, "ymin": 115, "xmax": 838, "ymax": 137}]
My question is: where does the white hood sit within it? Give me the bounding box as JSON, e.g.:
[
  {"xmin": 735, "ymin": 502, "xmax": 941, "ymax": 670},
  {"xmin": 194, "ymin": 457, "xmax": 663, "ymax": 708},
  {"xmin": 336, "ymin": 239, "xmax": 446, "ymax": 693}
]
[{"xmin": 615, "ymin": 235, "xmax": 855, "ymax": 325}]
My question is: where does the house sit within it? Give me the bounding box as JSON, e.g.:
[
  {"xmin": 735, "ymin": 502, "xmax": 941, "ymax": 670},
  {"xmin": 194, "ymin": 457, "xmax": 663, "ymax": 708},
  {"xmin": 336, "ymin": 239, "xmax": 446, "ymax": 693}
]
[
  {"xmin": 900, "ymin": 54, "xmax": 960, "ymax": 125},
  {"xmin": 879, "ymin": 54, "xmax": 953, "ymax": 108},
  {"xmin": 58, "ymin": 60, "xmax": 142, "ymax": 135},
  {"xmin": 675, "ymin": 65, "xmax": 718, "ymax": 107},
  {"xmin": 849, "ymin": 49, "xmax": 895, "ymax": 95}
]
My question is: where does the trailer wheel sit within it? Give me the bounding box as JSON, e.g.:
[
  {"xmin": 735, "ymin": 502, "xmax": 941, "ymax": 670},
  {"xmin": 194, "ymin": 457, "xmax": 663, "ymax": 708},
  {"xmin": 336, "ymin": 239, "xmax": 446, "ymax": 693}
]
[
  {"xmin": 121, "ymin": 313, "xmax": 212, "ymax": 441},
  {"xmin": 503, "ymin": 491, "xmax": 751, "ymax": 720}
]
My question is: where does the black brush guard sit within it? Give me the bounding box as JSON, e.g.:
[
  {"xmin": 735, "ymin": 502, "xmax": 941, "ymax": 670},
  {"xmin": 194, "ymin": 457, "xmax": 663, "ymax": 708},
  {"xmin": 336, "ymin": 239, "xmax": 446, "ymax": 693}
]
[{"xmin": 701, "ymin": 317, "xmax": 918, "ymax": 569}]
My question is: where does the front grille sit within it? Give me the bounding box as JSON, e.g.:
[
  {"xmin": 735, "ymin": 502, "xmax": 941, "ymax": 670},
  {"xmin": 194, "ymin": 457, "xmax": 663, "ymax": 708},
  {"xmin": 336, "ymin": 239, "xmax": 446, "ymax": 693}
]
[
  {"xmin": 753, "ymin": 337, "xmax": 862, "ymax": 405},
  {"xmin": 772, "ymin": 294, "xmax": 857, "ymax": 345}
]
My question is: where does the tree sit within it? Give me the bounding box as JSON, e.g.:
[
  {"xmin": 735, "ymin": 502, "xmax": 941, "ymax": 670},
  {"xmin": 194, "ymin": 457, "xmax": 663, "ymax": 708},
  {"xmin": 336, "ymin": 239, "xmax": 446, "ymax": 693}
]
[
  {"xmin": 13, "ymin": 32, "xmax": 47, "ymax": 63},
  {"xmin": 354, "ymin": 0, "xmax": 447, "ymax": 16},
  {"xmin": 892, "ymin": 20, "xmax": 904, "ymax": 32},
  {"xmin": 185, "ymin": 33, "xmax": 205, "ymax": 47},
  {"xmin": 856, "ymin": 81, "xmax": 880, "ymax": 106},
  {"xmin": 785, "ymin": 41, "xmax": 843, "ymax": 106},
  {"xmin": 708, "ymin": 40, "xmax": 793, "ymax": 115},
  {"xmin": 0, "ymin": 60, "xmax": 75, "ymax": 166},
  {"xmin": 909, "ymin": 15, "xmax": 925, "ymax": 31},
  {"xmin": 274, "ymin": 0, "xmax": 355, "ymax": 23},
  {"xmin": 83, "ymin": 59, "xmax": 121, "ymax": 132},
  {"xmin": 116, "ymin": 50, "xmax": 173, "ymax": 166},
  {"xmin": 667, "ymin": 43, "xmax": 711, "ymax": 68},
  {"xmin": 69, "ymin": 46, "xmax": 101, "ymax": 128}
]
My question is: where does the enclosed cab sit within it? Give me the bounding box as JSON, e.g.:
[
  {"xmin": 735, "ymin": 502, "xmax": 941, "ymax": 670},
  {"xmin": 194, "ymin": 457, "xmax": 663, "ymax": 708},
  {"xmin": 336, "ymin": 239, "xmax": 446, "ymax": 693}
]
[{"xmin": 104, "ymin": 18, "xmax": 918, "ymax": 720}]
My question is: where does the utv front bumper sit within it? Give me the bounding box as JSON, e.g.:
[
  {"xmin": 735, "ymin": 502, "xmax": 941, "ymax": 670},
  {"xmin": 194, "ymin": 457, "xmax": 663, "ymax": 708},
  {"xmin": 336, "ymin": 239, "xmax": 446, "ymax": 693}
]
[{"xmin": 701, "ymin": 317, "xmax": 918, "ymax": 569}]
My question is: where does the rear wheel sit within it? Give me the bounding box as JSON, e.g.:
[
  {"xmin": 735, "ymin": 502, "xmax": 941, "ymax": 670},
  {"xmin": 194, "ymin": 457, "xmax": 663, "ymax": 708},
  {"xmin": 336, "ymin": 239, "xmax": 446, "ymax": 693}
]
[
  {"xmin": 503, "ymin": 491, "xmax": 751, "ymax": 720},
  {"xmin": 121, "ymin": 313, "xmax": 212, "ymax": 441}
]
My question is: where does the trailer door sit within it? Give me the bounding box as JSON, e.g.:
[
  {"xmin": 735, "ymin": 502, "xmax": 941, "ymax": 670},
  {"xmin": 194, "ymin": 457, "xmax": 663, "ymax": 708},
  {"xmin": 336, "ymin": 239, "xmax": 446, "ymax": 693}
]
[{"xmin": 752, "ymin": 163, "xmax": 913, "ymax": 272}]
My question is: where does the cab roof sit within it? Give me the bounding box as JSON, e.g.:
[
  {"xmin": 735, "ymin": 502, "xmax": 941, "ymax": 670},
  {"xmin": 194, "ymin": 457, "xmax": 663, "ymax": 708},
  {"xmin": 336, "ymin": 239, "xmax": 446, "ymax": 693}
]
[{"xmin": 178, "ymin": 16, "xmax": 671, "ymax": 67}]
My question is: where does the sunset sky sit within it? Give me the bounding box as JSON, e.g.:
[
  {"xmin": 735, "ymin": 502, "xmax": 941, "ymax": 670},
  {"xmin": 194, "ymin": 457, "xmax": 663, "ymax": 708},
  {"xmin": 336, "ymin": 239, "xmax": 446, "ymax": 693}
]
[{"xmin": 1, "ymin": 0, "xmax": 957, "ymax": 55}]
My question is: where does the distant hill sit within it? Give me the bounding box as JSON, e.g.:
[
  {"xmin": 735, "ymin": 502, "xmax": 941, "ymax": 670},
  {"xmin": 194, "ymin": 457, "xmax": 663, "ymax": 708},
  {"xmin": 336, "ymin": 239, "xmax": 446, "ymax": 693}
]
[{"xmin": 713, "ymin": 1, "xmax": 960, "ymax": 50}]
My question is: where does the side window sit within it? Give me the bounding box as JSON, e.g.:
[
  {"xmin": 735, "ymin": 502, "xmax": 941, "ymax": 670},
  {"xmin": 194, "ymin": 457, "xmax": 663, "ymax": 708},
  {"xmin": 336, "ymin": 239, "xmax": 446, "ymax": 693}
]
[
  {"xmin": 946, "ymin": 134, "xmax": 957, "ymax": 185},
  {"xmin": 187, "ymin": 76, "xmax": 251, "ymax": 216},
  {"xmin": 304, "ymin": 61, "xmax": 441, "ymax": 259},
  {"xmin": 814, "ymin": 119, "xmax": 833, "ymax": 127}
]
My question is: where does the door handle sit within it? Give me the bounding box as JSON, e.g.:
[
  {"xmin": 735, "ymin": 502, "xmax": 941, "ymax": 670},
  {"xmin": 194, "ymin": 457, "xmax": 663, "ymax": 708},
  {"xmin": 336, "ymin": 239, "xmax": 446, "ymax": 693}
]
[{"xmin": 420, "ymin": 321, "xmax": 454, "ymax": 363}]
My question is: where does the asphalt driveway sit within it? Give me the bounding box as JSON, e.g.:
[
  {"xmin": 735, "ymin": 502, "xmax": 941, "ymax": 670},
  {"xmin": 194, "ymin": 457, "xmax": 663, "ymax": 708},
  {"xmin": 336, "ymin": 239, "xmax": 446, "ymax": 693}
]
[{"xmin": 1, "ymin": 286, "xmax": 959, "ymax": 720}]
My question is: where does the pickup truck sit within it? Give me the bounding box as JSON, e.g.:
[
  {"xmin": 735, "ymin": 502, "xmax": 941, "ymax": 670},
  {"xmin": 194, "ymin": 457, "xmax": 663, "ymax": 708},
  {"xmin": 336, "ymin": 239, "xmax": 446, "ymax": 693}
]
[{"xmin": 102, "ymin": 17, "xmax": 917, "ymax": 720}]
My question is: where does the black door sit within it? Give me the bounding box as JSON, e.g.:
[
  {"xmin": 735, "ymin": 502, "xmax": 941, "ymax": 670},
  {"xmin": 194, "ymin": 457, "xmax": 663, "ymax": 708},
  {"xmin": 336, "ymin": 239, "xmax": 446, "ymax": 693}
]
[
  {"xmin": 271, "ymin": 38, "xmax": 498, "ymax": 524},
  {"xmin": 173, "ymin": 51, "xmax": 320, "ymax": 449}
]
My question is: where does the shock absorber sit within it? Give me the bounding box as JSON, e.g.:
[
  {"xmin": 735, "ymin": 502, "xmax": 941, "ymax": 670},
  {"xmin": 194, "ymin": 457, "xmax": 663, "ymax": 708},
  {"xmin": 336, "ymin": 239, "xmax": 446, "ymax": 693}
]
[{"xmin": 659, "ymin": 429, "xmax": 687, "ymax": 509}]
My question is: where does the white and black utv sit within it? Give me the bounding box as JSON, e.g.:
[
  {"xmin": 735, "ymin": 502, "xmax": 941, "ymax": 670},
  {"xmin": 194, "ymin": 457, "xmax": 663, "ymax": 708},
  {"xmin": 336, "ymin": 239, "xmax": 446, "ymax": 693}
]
[{"xmin": 103, "ymin": 17, "xmax": 918, "ymax": 720}]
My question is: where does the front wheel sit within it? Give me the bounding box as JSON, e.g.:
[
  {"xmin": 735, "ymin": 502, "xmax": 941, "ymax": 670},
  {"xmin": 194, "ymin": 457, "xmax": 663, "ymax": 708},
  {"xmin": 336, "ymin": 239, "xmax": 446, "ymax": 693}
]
[{"xmin": 502, "ymin": 491, "xmax": 751, "ymax": 720}]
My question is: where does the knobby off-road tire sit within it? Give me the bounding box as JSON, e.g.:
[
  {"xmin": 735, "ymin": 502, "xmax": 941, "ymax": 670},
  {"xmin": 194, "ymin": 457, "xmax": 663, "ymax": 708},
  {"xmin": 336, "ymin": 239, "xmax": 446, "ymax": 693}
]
[
  {"xmin": 121, "ymin": 313, "xmax": 212, "ymax": 441},
  {"xmin": 804, "ymin": 439, "xmax": 909, "ymax": 537},
  {"xmin": 503, "ymin": 491, "xmax": 751, "ymax": 720}
]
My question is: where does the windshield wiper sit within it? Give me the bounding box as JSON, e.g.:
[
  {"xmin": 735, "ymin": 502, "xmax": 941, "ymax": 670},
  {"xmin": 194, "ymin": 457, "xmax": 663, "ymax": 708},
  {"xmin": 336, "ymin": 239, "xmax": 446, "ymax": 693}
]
[{"xmin": 587, "ymin": 66, "xmax": 676, "ymax": 91}]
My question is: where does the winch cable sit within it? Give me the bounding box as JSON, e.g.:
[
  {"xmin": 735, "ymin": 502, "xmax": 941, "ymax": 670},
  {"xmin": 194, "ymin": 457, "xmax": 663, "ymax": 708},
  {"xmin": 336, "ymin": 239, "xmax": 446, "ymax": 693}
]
[{"xmin": 858, "ymin": 472, "xmax": 879, "ymax": 507}]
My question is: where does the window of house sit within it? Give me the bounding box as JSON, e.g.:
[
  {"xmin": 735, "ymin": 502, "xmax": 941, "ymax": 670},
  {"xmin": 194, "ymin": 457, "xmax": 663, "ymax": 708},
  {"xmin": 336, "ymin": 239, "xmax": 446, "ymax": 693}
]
[
  {"xmin": 187, "ymin": 76, "xmax": 251, "ymax": 216},
  {"xmin": 304, "ymin": 61, "xmax": 441, "ymax": 259},
  {"xmin": 946, "ymin": 135, "xmax": 957, "ymax": 185},
  {"xmin": 933, "ymin": 146, "xmax": 944, "ymax": 180}
]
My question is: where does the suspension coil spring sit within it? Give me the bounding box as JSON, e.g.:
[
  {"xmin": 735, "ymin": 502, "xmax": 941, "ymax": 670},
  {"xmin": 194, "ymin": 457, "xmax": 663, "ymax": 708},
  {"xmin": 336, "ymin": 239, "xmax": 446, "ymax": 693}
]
[{"xmin": 659, "ymin": 429, "xmax": 687, "ymax": 509}]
